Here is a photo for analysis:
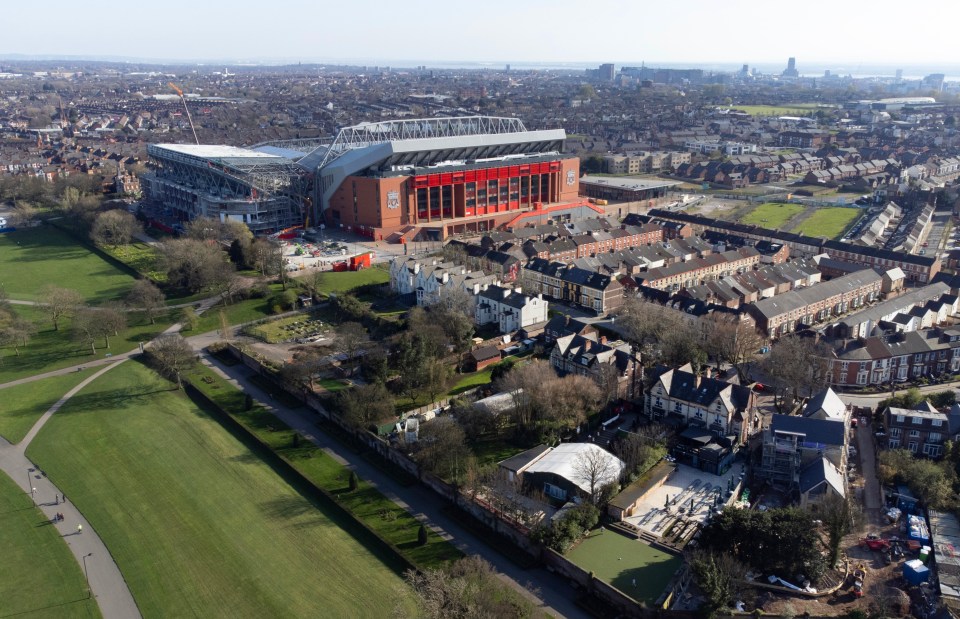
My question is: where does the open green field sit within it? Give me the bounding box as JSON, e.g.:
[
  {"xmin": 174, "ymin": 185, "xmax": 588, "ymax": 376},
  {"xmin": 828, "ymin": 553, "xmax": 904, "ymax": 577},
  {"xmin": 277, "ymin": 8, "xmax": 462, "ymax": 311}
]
[
  {"xmin": 27, "ymin": 361, "xmax": 414, "ymax": 617},
  {"xmin": 183, "ymin": 362, "xmax": 460, "ymax": 570},
  {"xmin": 0, "ymin": 305, "xmax": 176, "ymax": 383},
  {"xmin": 790, "ymin": 207, "xmax": 861, "ymax": 239},
  {"xmin": 0, "ymin": 473, "xmax": 101, "ymax": 619},
  {"xmin": 0, "ymin": 226, "xmax": 137, "ymax": 302},
  {"xmin": 0, "ymin": 367, "xmax": 99, "ymax": 443},
  {"xmin": 187, "ymin": 284, "xmax": 288, "ymax": 334},
  {"xmin": 295, "ymin": 265, "xmax": 389, "ymax": 297},
  {"xmin": 739, "ymin": 202, "xmax": 805, "ymax": 229},
  {"xmin": 566, "ymin": 531, "xmax": 682, "ymax": 605},
  {"xmin": 732, "ymin": 104, "xmax": 821, "ymax": 116}
]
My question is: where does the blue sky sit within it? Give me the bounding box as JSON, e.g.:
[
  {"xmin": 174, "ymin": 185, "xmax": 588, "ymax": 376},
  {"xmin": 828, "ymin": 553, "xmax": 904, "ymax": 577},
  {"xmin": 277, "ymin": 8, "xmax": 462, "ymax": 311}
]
[{"xmin": 3, "ymin": 0, "xmax": 959, "ymax": 68}]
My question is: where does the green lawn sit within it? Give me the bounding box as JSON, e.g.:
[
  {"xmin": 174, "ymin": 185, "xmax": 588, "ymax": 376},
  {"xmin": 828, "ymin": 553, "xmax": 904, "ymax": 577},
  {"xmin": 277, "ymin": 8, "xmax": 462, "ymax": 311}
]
[
  {"xmin": 0, "ymin": 367, "xmax": 99, "ymax": 443},
  {"xmin": 187, "ymin": 285, "xmax": 287, "ymax": 334},
  {"xmin": 183, "ymin": 363, "xmax": 462, "ymax": 570},
  {"xmin": 739, "ymin": 202, "xmax": 805, "ymax": 229},
  {"xmin": 731, "ymin": 104, "xmax": 821, "ymax": 116},
  {"xmin": 566, "ymin": 530, "xmax": 682, "ymax": 605},
  {"xmin": 790, "ymin": 207, "xmax": 861, "ymax": 239},
  {"xmin": 27, "ymin": 361, "xmax": 414, "ymax": 618},
  {"xmin": 318, "ymin": 377, "xmax": 350, "ymax": 392},
  {"xmin": 450, "ymin": 367, "xmax": 494, "ymax": 395},
  {"xmin": 0, "ymin": 226, "xmax": 138, "ymax": 302},
  {"xmin": 295, "ymin": 265, "xmax": 389, "ymax": 296},
  {"xmin": 98, "ymin": 242, "xmax": 165, "ymax": 282},
  {"xmin": 0, "ymin": 305, "xmax": 176, "ymax": 384},
  {"xmin": 0, "ymin": 473, "xmax": 101, "ymax": 619}
]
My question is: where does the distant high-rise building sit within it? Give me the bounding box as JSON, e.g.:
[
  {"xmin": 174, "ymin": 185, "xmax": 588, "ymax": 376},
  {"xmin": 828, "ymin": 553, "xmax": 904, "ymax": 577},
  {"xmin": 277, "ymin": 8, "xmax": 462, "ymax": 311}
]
[
  {"xmin": 895, "ymin": 68, "xmax": 903, "ymax": 81},
  {"xmin": 782, "ymin": 57, "xmax": 799, "ymax": 78},
  {"xmin": 505, "ymin": 64, "xmax": 510, "ymax": 72},
  {"xmin": 824, "ymin": 69, "xmax": 831, "ymax": 78},
  {"xmin": 924, "ymin": 73, "xmax": 945, "ymax": 92},
  {"xmin": 599, "ymin": 63, "xmax": 615, "ymax": 81},
  {"xmin": 740, "ymin": 64, "xmax": 749, "ymax": 76}
]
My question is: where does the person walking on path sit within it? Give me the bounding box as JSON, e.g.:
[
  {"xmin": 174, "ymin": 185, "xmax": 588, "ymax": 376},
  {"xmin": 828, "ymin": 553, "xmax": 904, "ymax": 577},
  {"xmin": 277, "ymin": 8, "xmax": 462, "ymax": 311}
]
[{"xmin": 77, "ymin": 524, "xmax": 82, "ymax": 534}]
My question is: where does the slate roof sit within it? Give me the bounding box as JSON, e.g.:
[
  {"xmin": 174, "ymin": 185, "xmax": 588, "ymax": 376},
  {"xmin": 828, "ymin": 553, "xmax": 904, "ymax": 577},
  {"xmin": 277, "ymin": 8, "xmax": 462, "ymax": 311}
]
[
  {"xmin": 770, "ymin": 414, "xmax": 846, "ymax": 446},
  {"xmin": 799, "ymin": 457, "xmax": 846, "ymax": 497}
]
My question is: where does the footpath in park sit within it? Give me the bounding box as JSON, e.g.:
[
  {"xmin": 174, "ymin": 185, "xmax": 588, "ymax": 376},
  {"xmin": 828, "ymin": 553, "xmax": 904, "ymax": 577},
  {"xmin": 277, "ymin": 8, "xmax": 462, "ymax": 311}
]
[
  {"xmin": 0, "ymin": 360, "xmax": 142, "ymax": 619},
  {"xmin": 193, "ymin": 347, "xmax": 587, "ymax": 619}
]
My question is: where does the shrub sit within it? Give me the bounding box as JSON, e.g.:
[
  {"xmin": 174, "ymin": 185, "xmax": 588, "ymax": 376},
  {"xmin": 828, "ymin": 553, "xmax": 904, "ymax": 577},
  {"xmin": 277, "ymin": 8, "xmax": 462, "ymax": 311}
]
[
  {"xmin": 248, "ymin": 282, "xmax": 270, "ymax": 299},
  {"xmin": 348, "ymin": 470, "xmax": 359, "ymax": 491},
  {"xmin": 417, "ymin": 524, "xmax": 428, "ymax": 546}
]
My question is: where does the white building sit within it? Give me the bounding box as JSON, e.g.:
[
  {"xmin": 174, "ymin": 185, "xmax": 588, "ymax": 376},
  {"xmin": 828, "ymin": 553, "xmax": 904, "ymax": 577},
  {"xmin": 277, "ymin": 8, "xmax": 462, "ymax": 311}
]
[{"xmin": 475, "ymin": 284, "xmax": 549, "ymax": 334}]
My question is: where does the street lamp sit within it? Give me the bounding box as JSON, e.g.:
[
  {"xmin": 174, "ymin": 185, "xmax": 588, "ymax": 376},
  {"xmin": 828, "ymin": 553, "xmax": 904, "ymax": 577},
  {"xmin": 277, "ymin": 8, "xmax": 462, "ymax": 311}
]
[{"xmin": 82, "ymin": 553, "xmax": 93, "ymax": 598}]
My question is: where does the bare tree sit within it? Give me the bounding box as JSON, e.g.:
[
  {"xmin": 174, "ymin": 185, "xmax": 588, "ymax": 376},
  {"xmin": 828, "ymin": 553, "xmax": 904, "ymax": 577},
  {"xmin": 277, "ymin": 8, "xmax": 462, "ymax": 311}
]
[
  {"xmin": 299, "ymin": 268, "xmax": 328, "ymax": 300},
  {"xmin": 126, "ymin": 279, "xmax": 166, "ymax": 324},
  {"xmin": 820, "ymin": 493, "xmax": 860, "ymax": 568},
  {"xmin": 71, "ymin": 307, "xmax": 103, "ymax": 355},
  {"xmin": 0, "ymin": 314, "xmax": 36, "ymax": 357},
  {"xmin": 703, "ymin": 314, "xmax": 766, "ymax": 382},
  {"xmin": 762, "ymin": 335, "xmax": 831, "ymax": 412},
  {"xmin": 494, "ymin": 359, "xmax": 557, "ymax": 433},
  {"xmin": 412, "ymin": 416, "xmax": 468, "ymax": 480},
  {"xmin": 38, "ymin": 285, "xmax": 83, "ymax": 331},
  {"xmin": 336, "ymin": 321, "xmax": 369, "ymax": 374},
  {"xmin": 572, "ymin": 446, "xmax": 620, "ymax": 504},
  {"xmin": 250, "ymin": 238, "xmax": 282, "ymax": 278},
  {"xmin": 146, "ymin": 334, "xmax": 197, "ymax": 388},
  {"xmin": 98, "ymin": 303, "xmax": 128, "ymax": 348},
  {"xmin": 90, "ymin": 209, "xmax": 141, "ymax": 247},
  {"xmin": 541, "ymin": 374, "xmax": 602, "ymax": 429}
]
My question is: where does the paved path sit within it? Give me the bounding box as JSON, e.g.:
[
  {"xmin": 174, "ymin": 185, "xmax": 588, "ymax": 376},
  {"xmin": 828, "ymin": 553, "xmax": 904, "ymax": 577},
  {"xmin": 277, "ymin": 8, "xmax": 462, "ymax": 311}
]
[
  {"xmin": 856, "ymin": 420, "xmax": 885, "ymax": 526},
  {"xmin": 192, "ymin": 345, "xmax": 586, "ymax": 619},
  {"xmin": 0, "ymin": 360, "xmax": 142, "ymax": 619},
  {"xmin": 838, "ymin": 382, "xmax": 960, "ymax": 408}
]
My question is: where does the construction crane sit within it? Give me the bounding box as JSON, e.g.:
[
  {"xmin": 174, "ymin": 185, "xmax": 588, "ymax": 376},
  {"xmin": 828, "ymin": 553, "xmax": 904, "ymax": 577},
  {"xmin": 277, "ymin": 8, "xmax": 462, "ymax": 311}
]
[{"xmin": 168, "ymin": 82, "xmax": 199, "ymax": 145}]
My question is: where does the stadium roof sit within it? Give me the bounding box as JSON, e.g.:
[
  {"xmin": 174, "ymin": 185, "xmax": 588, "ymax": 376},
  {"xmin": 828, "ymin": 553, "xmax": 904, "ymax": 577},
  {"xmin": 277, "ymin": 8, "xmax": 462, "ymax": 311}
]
[
  {"xmin": 580, "ymin": 176, "xmax": 680, "ymax": 191},
  {"xmin": 152, "ymin": 143, "xmax": 282, "ymax": 160}
]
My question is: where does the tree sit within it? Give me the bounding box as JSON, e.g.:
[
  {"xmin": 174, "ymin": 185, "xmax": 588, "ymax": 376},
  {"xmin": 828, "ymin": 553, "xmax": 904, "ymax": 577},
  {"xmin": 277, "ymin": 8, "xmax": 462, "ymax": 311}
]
[
  {"xmin": 687, "ymin": 549, "xmax": 749, "ymax": 617},
  {"xmin": 90, "ymin": 209, "xmax": 140, "ymax": 247},
  {"xmin": 572, "ymin": 446, "xmax": 620, "ymax": 505},
  {"xmin": 159, "ymin": 238, "xmax": 228, "ymax": 292},
  {"xmin": 494, "ymin": 359, "xmax": 557, "ymax": 435},
  {"xmin": 299, "ymin": 269, "xmax": 328, "ymax": 300},
  {"xmin": 179, "ymin": 306, "xmax": 199, "ymax": 332},
  {"xmin": 70, "ymin": 306, "xmax": 103, "ymax": 355},
  {"xmin": 97, "ymin": 303, "xmax": 127, "ymax": 348},
  {"xmin": 761, "ymin": 336, "xmax": 831, "ymax": 412},
  {"xmin": 146, "ymin": 334, "xmax": 196, "ymax": 388},
  {"xmin": 540, "ymin": 374, "xmax": 602, "ymax": 430},
  {"xmin": 126, "ymin": 279, "xmax": 166, "ymax": 324},
  {"xmin": 38, "ymin": 285, "xmax": 83, "ymax": 331},
  {"xmin": 404, "ymin": 555, "xmax": 540, "ymax": 619},
  {"xmin": 210, "ymin": 261, "xmax": 241, "ymax": 305},
  {"xmin": 614, "ymin": 431, "xmax": 665, "ymax": 481},
  {"xmin": 703, "ymin": 314, "xmax": 766, "ymax": 381},
  {"xmin": 336, "ymin": 321, "xmax": 369, "ymax": 376},
  {"xmin": 820, "ymin": 493, "xmax": 859, "ymax": 568},
  {"xmin": 412, "ymin": 416, "xmax": 468, "ymax": 480},
  {"xmin": 417, "ymin": 524, "xmax": 428, "ymax": 546},
  {"xmin": 250, "ymin": 238, "xmax": 282, "ymax": 278},
  {"xmin": 348, "ymin": 471, "xmax": 359, "ymax": 491},
  {"xmin": 0, "ymin": 314, "xmax": 36, "ymax": 357},
  {"xmin": 335, "ymin": 383, "xmax": 395, "ymax": 429}
]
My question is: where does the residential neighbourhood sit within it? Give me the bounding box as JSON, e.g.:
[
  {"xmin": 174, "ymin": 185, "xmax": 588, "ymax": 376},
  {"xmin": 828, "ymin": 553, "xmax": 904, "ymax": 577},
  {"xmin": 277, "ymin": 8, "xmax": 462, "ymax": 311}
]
[{"xmin": 6, "ymin": 22, "xmax": 960, "ymax": 619}]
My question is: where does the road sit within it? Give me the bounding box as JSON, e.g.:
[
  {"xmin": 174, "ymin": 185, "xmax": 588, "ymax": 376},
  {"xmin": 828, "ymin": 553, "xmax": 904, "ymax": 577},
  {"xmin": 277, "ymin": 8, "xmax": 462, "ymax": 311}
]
[
  {"xmin": 189, "ymin": 339, "xmax": 587, "ymax": 619},
  {"xmin": 837, "ymin": 382, "xmax": 960, "ymax": 409}
]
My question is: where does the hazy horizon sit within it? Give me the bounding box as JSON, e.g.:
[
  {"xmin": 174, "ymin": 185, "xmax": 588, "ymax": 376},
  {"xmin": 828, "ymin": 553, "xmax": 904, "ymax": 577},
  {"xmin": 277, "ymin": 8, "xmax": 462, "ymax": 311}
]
[{"xmin": 4, "ymin": 0, "xmax": 960, "ymax": 72}]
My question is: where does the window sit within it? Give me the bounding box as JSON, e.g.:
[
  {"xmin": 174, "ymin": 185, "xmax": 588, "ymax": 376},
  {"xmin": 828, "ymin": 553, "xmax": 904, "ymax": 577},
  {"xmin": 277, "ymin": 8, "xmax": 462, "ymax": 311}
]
[
  {"xmin": 896, "ymin": 415, "xmax": 905, "ymax": 423},
  {"xmin": 912, "ymin": 417, "xmax": 923, "ymax": 425},
  {"xmin": 909, "ymin": 429, "xmax": 921, "ymax": 438},
  {"xmin": 929, "ymin": 432, "xmax": 942, "ymax": 443},
  {"xmin": 932, "ymin": 418, "xmax": 943, "ymax": 427},
  {"xmin": 889, "ymin": 428, "xmax": 901, "ymax": 437},
  {"xmin": 924, "ymin": 444, "xmax": 943, "ymax": 458}
]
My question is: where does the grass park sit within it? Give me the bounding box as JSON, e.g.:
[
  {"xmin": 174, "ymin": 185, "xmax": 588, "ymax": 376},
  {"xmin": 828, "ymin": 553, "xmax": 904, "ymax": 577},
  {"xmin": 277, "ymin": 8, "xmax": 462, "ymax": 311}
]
[
  {"xmin": 566, "ymin": 530, "xmax": 683, "ymax": 605},
  {"xmin": 26, "ymin": 361, "xmax": 417, "ymax": 617},
  {"xmin": 0, "ymin": 226, "xmax": 138, "ymax": 303},
  {"xmin": 0, "ymin": 473, "xmax": 102, "ymax": 619},
  {"xmin": 739, "ymin": 202, "xmax": 805, "ymax": 229},
  {"xmin": 790, "ymin": 206, "xmax": 861, "ymax": 239},
  {"xmin": 731, "ymin": 104, "xmax": 822, "ymax": 117},
  {"xmin": 0, "ymin": 366, "xmax": 99, "ymax": 443}
]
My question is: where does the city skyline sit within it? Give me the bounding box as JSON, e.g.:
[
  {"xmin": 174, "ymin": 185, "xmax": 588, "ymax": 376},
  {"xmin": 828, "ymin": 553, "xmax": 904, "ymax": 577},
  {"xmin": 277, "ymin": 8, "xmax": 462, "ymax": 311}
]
[{"xmin": 3, "ymin": 0, "xmax": 959, "ymax": 70}]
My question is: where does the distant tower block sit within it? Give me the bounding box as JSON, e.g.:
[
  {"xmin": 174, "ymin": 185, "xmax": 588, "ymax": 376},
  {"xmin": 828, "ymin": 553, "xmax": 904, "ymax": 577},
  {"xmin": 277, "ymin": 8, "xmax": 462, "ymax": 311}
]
[
  {"xmin": 896, "ymin": 68, "xmax": 903, "ymax": 81},
  {"xmin": 782, "ymin": 57, "xmax": 799, "ymax": 79}
]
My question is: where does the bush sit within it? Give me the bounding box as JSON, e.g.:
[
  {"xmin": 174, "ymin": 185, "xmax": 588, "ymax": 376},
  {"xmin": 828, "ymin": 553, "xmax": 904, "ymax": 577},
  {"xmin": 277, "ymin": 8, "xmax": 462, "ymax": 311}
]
[
  {"xmin": 248, "ymin": 282, "xmax": 270, "ymax": 299},
  {"xmin": 417, "ymin": 524, "xmax": 428, "ymax": 546},
  {"xmin": 531, "ymin": 502, "xmax": 599, "ymax": 553},
  {"xmin": 348, "ymin": 470, "xmax": 359, "ymax": 491},
  {"xmin": 268, "ymin": 289, "xmax": 298, "ymax": 313}
]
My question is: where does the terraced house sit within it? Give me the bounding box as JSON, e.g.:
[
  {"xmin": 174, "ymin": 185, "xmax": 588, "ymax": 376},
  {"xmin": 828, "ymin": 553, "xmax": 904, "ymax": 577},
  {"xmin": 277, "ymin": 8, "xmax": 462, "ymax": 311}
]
[{"xmin": 522, "ymin": 258, "xmax": 624, "ymax": 314}]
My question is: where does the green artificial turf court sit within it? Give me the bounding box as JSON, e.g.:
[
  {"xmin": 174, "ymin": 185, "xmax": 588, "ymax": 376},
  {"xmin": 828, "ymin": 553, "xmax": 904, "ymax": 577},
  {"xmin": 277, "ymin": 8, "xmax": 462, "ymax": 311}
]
[
  {"xmin": 790, "ymin": 207, "xmax": 861, "ymax": 239},
  {"xmin": 0, "ymin": 226, "xmax": 137, "ymax": 302},
  {"xmin": 739, "ymin": 203, "xmax": 805, "ymax": 230},
  {"xmin": 0, "ymin": 367, "xmax": 99, "ymax": 443},
  {"xmin": 0, "ymin": 473, "xmax": 101, "ymax": 619},
  {"xmin": 26, "ymin": 361, "xmax": 413, "ymax": 618},
  {"xmin": 566, "ymin": 530, "xmax": 683, "ymax": 605}
]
